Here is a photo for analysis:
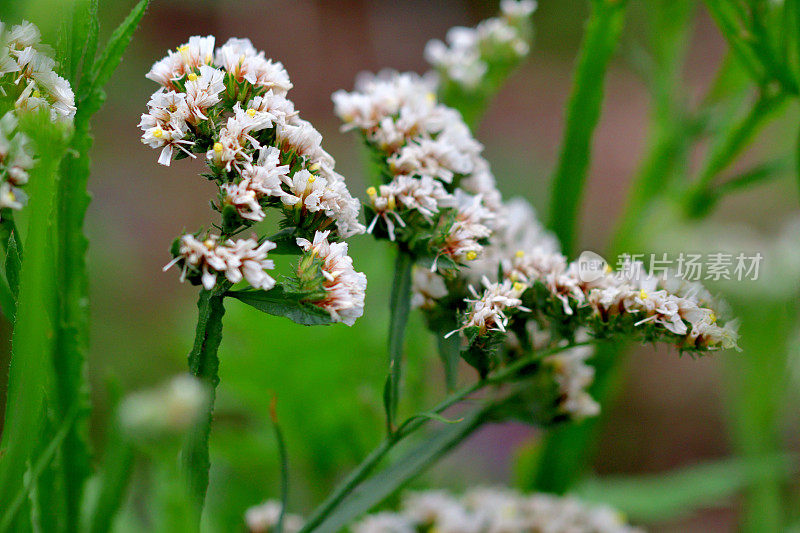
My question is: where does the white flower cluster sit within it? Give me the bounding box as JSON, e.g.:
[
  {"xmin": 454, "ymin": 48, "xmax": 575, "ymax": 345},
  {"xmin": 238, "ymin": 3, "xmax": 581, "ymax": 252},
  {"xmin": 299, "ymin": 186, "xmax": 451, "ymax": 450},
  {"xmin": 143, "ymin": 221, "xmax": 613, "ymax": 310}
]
[
  {"xmin": 140, "ymin": 35, "xmax": 364, "ymax": 238},
  {"xmin": 0, "ymin": 111, "xmax": 33, "ymax": 212},
  {"xmin": 245, "ymin": 500, "xmax": 303, "ymax": 533},
  {"xmin": 297, "ymin": 230, "xmax": 367, "ymax": 326},
  {"xmin": 424, "ymin": 0, "xmax": 537, "ymax": 89},
  {"xmin": 455, "ymin": 197, "xmax": 739, "ymax": 352},
  {"xmin": 164, "ymin": 234, "xmax": 276, "ymax": 291},
  {"xmin": 333, "ymin": 70, "xmax": 501, "ymax": 265},
  {"xmin": 0, "ymin": 20, "xmax": 76, "ymax": 121},
  {"xmin": 352, "ymin": 488, "xmax": 642, "ymax": 533}
]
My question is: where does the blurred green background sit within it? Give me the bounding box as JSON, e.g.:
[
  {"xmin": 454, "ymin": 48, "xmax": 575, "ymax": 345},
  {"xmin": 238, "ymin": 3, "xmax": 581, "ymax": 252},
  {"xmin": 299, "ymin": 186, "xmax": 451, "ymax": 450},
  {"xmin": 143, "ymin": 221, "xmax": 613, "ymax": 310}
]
[{"xmin": 0, "ymin": 1, "xmax": 799, "ymax": 531}]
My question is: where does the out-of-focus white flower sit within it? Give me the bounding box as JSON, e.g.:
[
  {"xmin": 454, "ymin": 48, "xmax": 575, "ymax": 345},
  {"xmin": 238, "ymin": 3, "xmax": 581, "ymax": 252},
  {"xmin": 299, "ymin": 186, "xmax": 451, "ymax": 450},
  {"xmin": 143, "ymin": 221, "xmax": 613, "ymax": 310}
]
[
  {"xmin": 0, "ymin": 111, "xmax": 33, "ymax": 213},
  {"xmin": 546, "ymin": 337, "xmax": 600, "ymax": 418},
  {"xmin": 352, "ymin": 512, "xmax": 416, "ymax": 533},
  {"xmin": 244, "ymin": 501, "xmax": 303, "ymax": 533},
  {"xmin": 119, "ymin": 375, "xmax": 209, "ymax": 442},
  {"xmin": 297, "ymin": 230, "xmax": 366, "ymax": 326},
  {"xmin": 164, "ymin": 234, "xmax": 276, "ymax": 290},
  {"xmin": 354, "ymin": 488, "xmax": 642, "ymax": 533},
  {"xmin": 411, "ymin": 267, "xmax": 449, "ymax": 310},
  {"xmin": 1, "ymin": 21, "xmax": 76, "ymax": 121},
  {"xmin": 424, "ymin": 1, "xmax": 535, "ymax": 90}
]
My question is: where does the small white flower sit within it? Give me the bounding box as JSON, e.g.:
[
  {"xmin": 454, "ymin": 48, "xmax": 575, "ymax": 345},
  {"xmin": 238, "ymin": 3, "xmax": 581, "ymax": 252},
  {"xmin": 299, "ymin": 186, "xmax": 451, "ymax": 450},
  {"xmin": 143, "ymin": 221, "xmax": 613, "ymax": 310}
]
[
  {"xmin": 275, "ymin": 119, "xmax": 333, "ymax": 167},
  {"xmin": 164, "ymin": 234, "xmax": 276, "ymax": 290},
  {"xmin": 139, "ymin": 89, "xmax": 194, "ymax": 166},
  {"xmin": 451, "ymin": 277, "xmax": 530, "ymax": 337},
  {"xmin": 297, "ymin": 230, "xmax": 367, "ymax": 326},
  {"xmin": 184, "ymin": 65, "xmax": 225, "ymax": 123}
]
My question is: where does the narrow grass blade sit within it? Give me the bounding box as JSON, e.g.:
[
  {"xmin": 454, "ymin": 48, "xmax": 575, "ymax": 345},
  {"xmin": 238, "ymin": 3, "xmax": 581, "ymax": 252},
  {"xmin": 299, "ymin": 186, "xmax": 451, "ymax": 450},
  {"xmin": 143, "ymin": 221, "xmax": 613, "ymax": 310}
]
[
  {"xmin": 0, "ymin": 406, "xmax": 78, "ymax": 531},
  {"xmin": 84, "ymin": 0, "xmax": 150, "ymax": 99},
  {"xmin": 575, "ymin": 454, "xmax": 797, "ymax": 523},
  {"xmin": 547, "ymin": 0, "xmax": 628, "ymax": 256}
]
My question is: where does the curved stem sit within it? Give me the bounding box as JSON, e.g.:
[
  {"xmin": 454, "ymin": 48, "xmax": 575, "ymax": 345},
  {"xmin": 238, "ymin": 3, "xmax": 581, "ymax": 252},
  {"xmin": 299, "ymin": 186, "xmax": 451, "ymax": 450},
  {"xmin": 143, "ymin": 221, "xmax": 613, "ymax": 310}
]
[
  {"xmin": 384, "ymin": 251, "xmax": 413, "ymax": 434},
  {"xmin": 299, "ymin": 340, "xmax": 595, "ymax": 532},
  {"xmin": 180, "ymin": 286, "xmax": 227, "ymax": 518}
]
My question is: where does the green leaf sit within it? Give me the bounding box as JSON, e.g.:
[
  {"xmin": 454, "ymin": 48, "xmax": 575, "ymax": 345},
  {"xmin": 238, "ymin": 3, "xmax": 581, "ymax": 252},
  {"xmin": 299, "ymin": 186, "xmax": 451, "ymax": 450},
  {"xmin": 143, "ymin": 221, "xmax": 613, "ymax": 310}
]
[
  {"xmin": 84, "ymin": 0, "xmax": 150, "ymax": 99},
  {"xmin": 384, "ymin": 251, "xmax": 413, "ymax": 434},
  {"xmin": 310, "ymin": 407, "xmax": 486, "ymax": 533},
  {"xmin": 574, "ymin": 454, "xmax": 797, "ymax": 522},
  {"xmin": 547, "ymin": 0, "xmax": 628, "ymax": 256},
  {"xmin": 228, "ymin": 285, "xmax": 334, "ymax": 326},
  {"xmin": 181, "ymin": 288, "xmax": 226, "ymax": 518},
  {"xmin": 0, "ymin": 406, "xmax": 78, "ymax": 531},
  {"xmin": 0, "ymin": 112, "xmax": 71, "ymax": 519}
]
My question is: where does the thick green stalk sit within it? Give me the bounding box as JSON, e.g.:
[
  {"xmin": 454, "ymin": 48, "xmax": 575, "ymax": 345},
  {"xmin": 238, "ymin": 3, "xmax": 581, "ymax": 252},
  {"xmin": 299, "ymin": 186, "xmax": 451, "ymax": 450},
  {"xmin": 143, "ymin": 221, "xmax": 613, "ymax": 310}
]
[
  {"xmin": 180, "ymin": 287, "xmax": 227, "ymax": 518},
  {"xmin": 384, "ymin": 251, "xmax": 413, "ymax": 434},
  {"xmin": 0, "ymin": 117, "xmax": 69, "ymax": 514},
  {"xmin": 724, "ymin": 299, "xmax": 798, "ymax": 532},
  {"xmin": 54, "ymin": 90, "xmax": 99, "ymax": 533},
  {"xmin": 547, "ymin": 0, "xmax": 628, "ymax": 256}
]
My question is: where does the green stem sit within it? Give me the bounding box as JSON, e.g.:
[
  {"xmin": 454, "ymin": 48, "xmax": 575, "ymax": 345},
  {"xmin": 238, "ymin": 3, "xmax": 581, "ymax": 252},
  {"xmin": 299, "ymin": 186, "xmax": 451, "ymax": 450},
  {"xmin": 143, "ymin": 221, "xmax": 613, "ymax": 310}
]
[
  {"xmin": 547, "ymin": 0, "xmax": 628, "ymax": 256},
  {"xmin": 180, "ymin": 287, "xmax": 227, "ymax": 518},
  {"xmin": 300, "ymin": 341, "xmax": 594, "ymax": 531},
  {"xmin": 384, "ymin": 251, "xmax": 413, "ymax": 434}
]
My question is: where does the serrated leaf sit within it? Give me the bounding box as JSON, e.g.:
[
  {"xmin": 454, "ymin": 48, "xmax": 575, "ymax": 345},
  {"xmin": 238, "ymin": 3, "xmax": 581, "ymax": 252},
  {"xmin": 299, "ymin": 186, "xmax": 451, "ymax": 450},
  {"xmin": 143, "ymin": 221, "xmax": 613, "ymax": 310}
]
[
  {"xmin": 227, "ymin": 285, "xmax": 333, "ymax": 326},
  {"xmin": 84, "ymin": 0, "xmax": 150, "ymax": 99},
  {"xmin": 0, "ymin": 112, "xmax": 71, "ymax": 519}
]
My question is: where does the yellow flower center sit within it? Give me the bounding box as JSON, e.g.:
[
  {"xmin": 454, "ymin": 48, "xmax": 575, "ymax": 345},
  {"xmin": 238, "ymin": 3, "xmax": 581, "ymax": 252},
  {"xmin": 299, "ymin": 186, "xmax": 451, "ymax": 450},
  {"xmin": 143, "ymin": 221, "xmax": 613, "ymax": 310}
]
[
  {"xmin": 513, "ymin": 282, "xmax": 527, "ymax": 293},
  {"xmin": 203, "ymin": 239, "xmax": 214, "ymax": 249},
  {"xmin": 426, "ymin": 92, "xmax": 436, "ymax": 103},
  {"xmin": 213, "ymin": 142, "xmax": 223, "ymax": 153},
  {"xmin": 32, "ymin": 89, "xmax": 41, "ymax": 98},
  {"xmin": 366, "ymin": 186, "xmax": 377, "ymax": 196},
  {"xmin": 515, "ymin": 249, "xmax": 525, "ymax": 258},
  {"xmin": 246, "ymin": 108, "xmax": 256, "ymax": 117},
  {"xmin": 466, "ymin": 251, "xmax": 478, "ymax": 261},
  {"xmin": 307, "ymin": 176, "xmax": 316, "ymax": 184},
  {"xmin": 710, "ymin": 312, "xmax": 717, "ymax": 323},
  {"xmin": 187, "ymin": 72, "xmax": 198, "ymax": 82},
  {"xmin": 387, "ymin": 196, "xmax": 397, "ymax": 210},
  {"xmin": 639, "ymin": 289, "xmax": 648, "ymax": 300},
  {"xmin": 152, "ymin": 128, "xmax": 164, "ymax": 139},
  {"xmin": 308, "ymin": 162, "xmax": 321, "ymax": 172}
]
